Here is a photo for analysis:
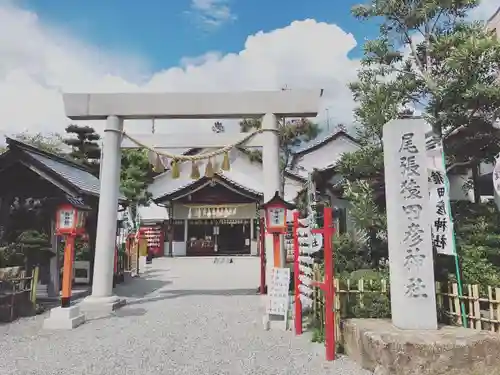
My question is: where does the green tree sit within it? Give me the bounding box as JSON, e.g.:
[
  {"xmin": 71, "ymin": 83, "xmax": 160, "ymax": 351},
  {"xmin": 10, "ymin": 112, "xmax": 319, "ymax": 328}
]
[
  {"xmin": 15, "ymin": 132, "xmax": 64, "ymax": 154},
  {"xmin": 120, "ymin": 149, "xmax": 155, "ymax": 215},
  {"xmin": 335, "ymin": 0, "xmax": 500, "ymax": 271},
  {"xmin": 63, "ymin": 125, "xmax": 101, "ymax": 174},
  {"xmin": 239, "ymin": 117, "xmax": 320, "ymax": 191},
  {"xmin": 352, "ymin": 0, "xmax": 500, "ymax": 199}
]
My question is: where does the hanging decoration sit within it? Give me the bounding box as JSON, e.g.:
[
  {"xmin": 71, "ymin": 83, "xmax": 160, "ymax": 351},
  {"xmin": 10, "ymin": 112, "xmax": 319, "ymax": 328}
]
[
  {"xmin": 171, "ymin": 159, "xmax": 180, "ymax": 179},
  {"xmin": 221, "ymin": 152, "xmax": 231, "ymax": 171},
  {"xmin": 205, "ymin": 158, "xmax": 214, "ymax": 178},
  {"xmin": 117, "ymin": 127, "xmax": 277, "ymax": 180},
  {"xmin": 190, "ymin": 161, "xmax": 200, "ymax": 179},
  {"xmin": 184, "ymin": 203, "xmax": 249, "ymax": 219}
]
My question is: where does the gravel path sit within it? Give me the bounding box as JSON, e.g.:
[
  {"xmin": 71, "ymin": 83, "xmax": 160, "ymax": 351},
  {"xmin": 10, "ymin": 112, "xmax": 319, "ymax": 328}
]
[{"xmin": 0, "ymin": 257, "xmax": 371, "ymax": 375}]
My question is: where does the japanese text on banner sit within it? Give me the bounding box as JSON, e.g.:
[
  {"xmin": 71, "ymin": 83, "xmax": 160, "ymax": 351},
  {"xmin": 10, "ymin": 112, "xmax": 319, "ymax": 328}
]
[{"xmin": 427, "ymin": 152, "xmax": 456, "ymax": 256}]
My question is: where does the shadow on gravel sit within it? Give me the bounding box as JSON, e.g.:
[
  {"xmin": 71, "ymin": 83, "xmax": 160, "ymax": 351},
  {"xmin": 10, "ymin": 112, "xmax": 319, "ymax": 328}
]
[
  {"xmin": 87, "ymin": 307, "xmax": 148, "ymax": 322},
  {"xmin": 140, "ymin": 269, "xmax": 169, "ymax": 277},
  {"xmin": 126, "ymin": 288, "xmax": 257, "ymax": 306},
  {"xmin": 114, "ymin": 279, "xmax": 173, "ymax": 298}
]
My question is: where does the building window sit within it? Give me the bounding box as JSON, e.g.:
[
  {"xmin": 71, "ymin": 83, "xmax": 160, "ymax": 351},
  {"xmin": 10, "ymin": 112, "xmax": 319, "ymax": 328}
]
[{"xmin": 172, "ymin": 220, "xmax": 185, "ymax": 242}]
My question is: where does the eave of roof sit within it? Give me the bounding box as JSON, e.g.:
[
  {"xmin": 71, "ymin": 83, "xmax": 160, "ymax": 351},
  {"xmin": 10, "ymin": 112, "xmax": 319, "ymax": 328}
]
[
  {"xmin": 149, "ymin": 149, "xmax": 304, "ymax": 202},
  {"xmin": 292, "ymin": 130, "xmax": 360, "ymax": 157},
  {"xmin": 5, "ymin": 137, "xmax": 126, "ymax": 201},
  {"xmin": 152, "ymin": 172, "xmax": 263, "ymax": 203},
  {"xmin": 487, "ymin": 6, "xmax": 500, "ymax": 23}
]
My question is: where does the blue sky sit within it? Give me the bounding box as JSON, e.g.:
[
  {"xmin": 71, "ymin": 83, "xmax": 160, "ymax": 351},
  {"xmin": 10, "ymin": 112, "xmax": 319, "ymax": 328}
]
[
  {"xmin": 0, "ymin": 0, "xmax": 494, "ymax": 136},
  {"xmin": 18, "ymin": 0, "xmax": 378, "ymax": 71}
]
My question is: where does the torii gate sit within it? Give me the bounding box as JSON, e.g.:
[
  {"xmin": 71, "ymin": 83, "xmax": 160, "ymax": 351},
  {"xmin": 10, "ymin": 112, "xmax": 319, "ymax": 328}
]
[{"xmin": 63, "ymin": 90, "xmax": 322, "ymax": 312}]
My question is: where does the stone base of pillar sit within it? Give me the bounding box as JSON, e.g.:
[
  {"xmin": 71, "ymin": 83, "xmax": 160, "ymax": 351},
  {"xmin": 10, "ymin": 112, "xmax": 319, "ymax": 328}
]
[
  {"xmin": 79, "ymin": 295, "xmax": 126, "ymax": 318},
  {"xmin": 262, "ymin": 313, "xmax": 288, "ymax": 331},
  {"xmin": 43, "ymin": 305, "xmax": 85, "ymax": 330}
]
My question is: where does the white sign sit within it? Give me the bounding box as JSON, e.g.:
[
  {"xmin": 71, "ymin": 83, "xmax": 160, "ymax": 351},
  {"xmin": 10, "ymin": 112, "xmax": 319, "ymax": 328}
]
[
  {"xmin": 269, "ymin": 207, "xmax": 286, "ymax": 227},
  {"xmin": 494, "ymin": 156, "xmax": 500, "ymax": 211},
  {"xmin": 383, "ymin": 118, "xmax": 437, "ymax": 330},
  {"xmin": 266, "ymin": 267, "xmax": 290, "ymax": 317},
  {"xmin": 297, "ymin": 226, "xmax": 323, "ymax": 254}
]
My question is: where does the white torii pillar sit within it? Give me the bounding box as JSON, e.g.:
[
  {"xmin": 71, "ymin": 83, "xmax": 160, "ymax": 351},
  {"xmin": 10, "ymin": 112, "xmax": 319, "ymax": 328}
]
[{"xmin": 63, "ymin": 90, "xmax": 322, "ymax": 313}]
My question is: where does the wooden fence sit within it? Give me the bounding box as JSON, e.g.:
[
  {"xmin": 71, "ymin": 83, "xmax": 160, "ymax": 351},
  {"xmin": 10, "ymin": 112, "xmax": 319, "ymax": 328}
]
[
  {"xmin": 0, "ymin": 267, "xmax": 39, "ymax": 323},
  {"xmin": 310, "ymin": 267, "xmax": 500, "ymax": 343}
]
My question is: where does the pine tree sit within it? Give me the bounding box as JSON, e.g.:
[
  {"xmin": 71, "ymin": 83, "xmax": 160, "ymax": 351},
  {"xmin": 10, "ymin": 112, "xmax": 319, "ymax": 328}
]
[
  {"xmin": 239, "ymin": 117, "xmax": 320, "ymax": 192},
  {"xmin": 63, "ymin": 125, "xmax": 101, "ymax": 174}
]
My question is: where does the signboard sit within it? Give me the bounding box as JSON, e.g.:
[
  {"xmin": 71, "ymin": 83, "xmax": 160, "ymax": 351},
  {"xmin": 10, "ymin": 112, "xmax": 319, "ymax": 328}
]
[{"xmin": 266, "ymin": 267, "xmax": 290, "ymax": 318}]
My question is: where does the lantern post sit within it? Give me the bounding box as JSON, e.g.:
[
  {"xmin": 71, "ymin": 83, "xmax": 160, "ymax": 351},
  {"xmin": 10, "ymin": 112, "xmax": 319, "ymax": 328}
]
[
  {"xmin": 260, "ymin": 191, "xmax": 295, "ymax": 268},
  {"xmin": 43, "ymin": 202, "xmax": 89, "ymax": 330}
]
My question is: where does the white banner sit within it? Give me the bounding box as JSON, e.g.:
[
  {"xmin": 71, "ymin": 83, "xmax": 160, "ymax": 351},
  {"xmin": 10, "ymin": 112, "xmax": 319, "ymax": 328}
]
[
  {"xmin": 427, "ymin": 147, "xmax": 456, "ymax": 256},
  {"xmin": 299, "ymin": 294, "xmax": 313, "ymax": 308}
]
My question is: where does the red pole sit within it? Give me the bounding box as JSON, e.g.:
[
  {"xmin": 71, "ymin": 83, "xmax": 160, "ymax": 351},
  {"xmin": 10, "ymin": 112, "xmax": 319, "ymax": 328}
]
[
  {"xmin": 61, "ymin": 234, "xmax": 76, "ymax": 308},
  {"xmin": 272, "ymin": 233, "xmax": 280, "ymax": 267},
  {"xmin": 259, "ymin": 218, "xmax": 266, "ymax": 295},
  {"xmin": 293, "ymin": 211, "xmax": 302, "ymax": 335},
  {"xmin": 323, "ymin": 207, "xmax": 335, "ymax": 361}
]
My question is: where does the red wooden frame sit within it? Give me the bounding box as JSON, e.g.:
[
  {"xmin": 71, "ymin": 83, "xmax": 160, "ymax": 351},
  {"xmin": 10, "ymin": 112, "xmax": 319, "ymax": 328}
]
[
  {"xmin": 259, "ymin": 217, "xmax": 266, "ymax": 295},
  {"xmin": 293, "ymin": 207, "xmax": 336, "ymax": 361}
]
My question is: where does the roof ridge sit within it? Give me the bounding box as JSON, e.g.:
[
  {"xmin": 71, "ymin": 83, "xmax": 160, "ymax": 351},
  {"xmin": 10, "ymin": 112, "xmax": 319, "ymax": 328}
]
[
  {"xmin": 292, "ymin": 129, "xmax": 358, "ymax": 156},
  {"xmin": 487, "ymin": 6, "xmax": 500, "ymax": 23},
  {"xmin": 6, "ymin": 137, "xmax": 94, "ymax": 174}
]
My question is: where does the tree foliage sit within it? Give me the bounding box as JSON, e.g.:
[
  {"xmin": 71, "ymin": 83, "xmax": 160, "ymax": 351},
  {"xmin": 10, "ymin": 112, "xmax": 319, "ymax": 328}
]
[
  {"xmin": 239, "ymin": 117, "xmax": 320, "ymax": 191},
  {"xmin": 335, "ymin": 0, "xmax": 500, "ymax": 276},
  {"xmin": 14, "ymin": 132, "xmax": 64, "ymax": 154},
  {"xmin": 120, "ymin": 149, "xmax": 154, "ymax": 207},
  {"xmin": 352, "ymin": 0, "xmax": 500, "ymax": 169},
  {"xmin": 63, "ymin": 125, "xmax": 101, "ymax": 174}
]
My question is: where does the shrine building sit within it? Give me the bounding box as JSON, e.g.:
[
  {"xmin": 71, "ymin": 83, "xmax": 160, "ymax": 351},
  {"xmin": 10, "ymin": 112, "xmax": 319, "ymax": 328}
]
[{"xmin": 142, "ymin": 129, "xmax": 360, "ymax": 257}]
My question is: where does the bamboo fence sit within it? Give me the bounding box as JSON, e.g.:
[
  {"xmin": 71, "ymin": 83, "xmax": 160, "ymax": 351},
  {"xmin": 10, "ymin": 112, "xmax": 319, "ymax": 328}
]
[{"xmin": 310, "ymin": 267, "xmax": 500, "ymax": 343}]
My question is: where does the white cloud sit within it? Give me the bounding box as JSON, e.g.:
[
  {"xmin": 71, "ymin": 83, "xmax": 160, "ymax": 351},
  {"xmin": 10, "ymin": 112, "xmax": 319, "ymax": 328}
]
[
  {"xmin": 187, "ymin": 0, "xmax": 237, "ymax": 30},
  {"xmin": 0, "ymin": 3, "xmax": 360, "ymax": 138},
  {"xmin": 2, "ymin": 1, "xmax": 494, "ymax": 142}
]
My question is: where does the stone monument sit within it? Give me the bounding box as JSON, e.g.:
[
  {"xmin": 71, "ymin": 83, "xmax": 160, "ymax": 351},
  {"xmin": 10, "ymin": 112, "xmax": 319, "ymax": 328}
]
[{"xmin": 383, "ymin": 118, "xmax": 437, "ymax": 330}]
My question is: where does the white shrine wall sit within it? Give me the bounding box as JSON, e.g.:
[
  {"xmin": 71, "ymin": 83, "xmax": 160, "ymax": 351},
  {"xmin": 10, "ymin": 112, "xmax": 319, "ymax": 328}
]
[{"xmin": 292, "ymin": 135, "xmax": 360, "ymax": 174}]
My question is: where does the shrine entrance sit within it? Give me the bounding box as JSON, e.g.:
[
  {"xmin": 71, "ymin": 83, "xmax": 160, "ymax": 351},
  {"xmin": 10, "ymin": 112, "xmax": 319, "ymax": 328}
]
[
  {"xmin": 62, "ymin": 90, "xmax": 321, "ymax": 308},
  {"xmin": 217, "ymin": 220, "xmax": 250, "ymax": 255}
]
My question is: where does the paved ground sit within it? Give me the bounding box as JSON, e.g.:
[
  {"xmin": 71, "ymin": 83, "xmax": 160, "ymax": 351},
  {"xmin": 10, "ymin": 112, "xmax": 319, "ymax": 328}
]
[{"xmin": 0, "ymin": 257, "xmax": 371, "ymax": 375}]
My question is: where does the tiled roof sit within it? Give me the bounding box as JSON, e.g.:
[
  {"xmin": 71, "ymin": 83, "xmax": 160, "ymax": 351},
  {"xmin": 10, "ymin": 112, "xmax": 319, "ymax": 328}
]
[
  {"xmin": 27, "ymin": 151, "xmax": 101, "ymax": 196},
  {"xmin": 6, "ymin": 138, "xmax": 125, "ymax": 200}
]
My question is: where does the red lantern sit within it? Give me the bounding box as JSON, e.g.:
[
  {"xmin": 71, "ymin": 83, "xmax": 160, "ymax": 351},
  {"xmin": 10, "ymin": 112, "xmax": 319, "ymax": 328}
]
[
  {"xmin": 55, "ymin": 204, "xmax": 88, "ymax": 236},
  {"xmin": 55, "ymin": 202, "xmax": 90, "ymax": 308},
  {"xmin": 260, "ymin": 191, "xmax": 296, "ymax": 268},
  {"xmin": 261, "ymin": 191, "xmax": 295, "ymax": 234}
]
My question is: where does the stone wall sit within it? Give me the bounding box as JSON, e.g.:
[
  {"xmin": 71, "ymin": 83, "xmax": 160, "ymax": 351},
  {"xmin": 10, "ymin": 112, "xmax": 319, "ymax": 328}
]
[{"xmin": 342, "ymin": 319, "xmax": 500, "ymax": 375}]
